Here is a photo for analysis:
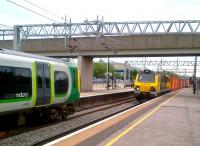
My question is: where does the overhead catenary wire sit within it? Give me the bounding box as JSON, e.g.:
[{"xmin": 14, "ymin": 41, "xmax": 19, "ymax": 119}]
[
  {"xmin": 0, "ymin": 24, "xmax": 13, "ymax": 28},
  {"xmin": 23, "ymin": 0, "xmax": 64, "ymax": 21},
  {"xmin": 7, "ymin": 0, "xmax": 59, "ymax": 23}
]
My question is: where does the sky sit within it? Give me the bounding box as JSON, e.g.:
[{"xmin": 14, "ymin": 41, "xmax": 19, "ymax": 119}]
[
  {"xmin": 1, "ymin": 0, "xmax": 200, "ymax": 26},
  {"xmin": 94, "ymin": 56, "xmax": 199, "ymax": 77},
  {"xmin": 0, "ymin": 0, "xmax": 200, "ymax": 76}
]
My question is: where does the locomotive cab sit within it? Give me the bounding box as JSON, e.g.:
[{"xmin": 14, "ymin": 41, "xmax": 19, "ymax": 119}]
[{"xmin": 134, "ymin": 69, "xmax": 158, "ymax": 97}]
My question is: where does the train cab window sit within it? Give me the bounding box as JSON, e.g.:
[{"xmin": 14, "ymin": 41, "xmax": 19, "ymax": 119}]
[
  {"xmin": 54, "ymin": 71, "xmax": 68, "ymax": 96},
  {"xmin": 138, "ymin": 73, "xmax": 155, "ymax": 82},
  {"xmin": 0, "ymin": 66, "xmax": 32, "ymax": 100}
]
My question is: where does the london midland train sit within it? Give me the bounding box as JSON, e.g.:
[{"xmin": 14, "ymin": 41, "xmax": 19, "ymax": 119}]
[
  {"xmin": 0, "ymin": 48, "xmax": 80, "ymax": 122},
  {"xmin": 134, "ymin": 69, "xmax": 188, "ymax": 98}
]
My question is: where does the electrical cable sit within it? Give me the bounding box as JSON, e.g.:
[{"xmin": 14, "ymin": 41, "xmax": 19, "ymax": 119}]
[
  {"xmin": 0, "ymin": 24, "xmax": 13, "ymax": 28},
  {"xmin": 23, "ymin": 0, "xmax": 64, "ymax": 21},
  {"xmin": 7, "ymin": 0, "xmax": 59, "ymax": 23}
]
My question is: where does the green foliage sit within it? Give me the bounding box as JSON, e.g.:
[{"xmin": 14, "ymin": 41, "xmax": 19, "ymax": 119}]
[
  {"xmin": 93, "ymin": 60, "xmax": 114, "ymax": 78},
  {"xmin": 93, "ymin": 60, "xmax": 138, "ymax": 81},
  {"xmin": 162, "ymin": 70, "xmax": 179, "ymax": 77},
  {"xmin": 130, "ymin": 69, "xmax": 138, "ymax": 80},
  {"xmin": 113, "ymin": 72, "xmax": 124, "ymax": 79}
]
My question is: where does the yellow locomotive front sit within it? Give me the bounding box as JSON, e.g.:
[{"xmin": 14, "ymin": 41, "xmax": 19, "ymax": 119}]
[{"xmin": 134, "ymin": 69, "xmax": 159, "ymax": 97}]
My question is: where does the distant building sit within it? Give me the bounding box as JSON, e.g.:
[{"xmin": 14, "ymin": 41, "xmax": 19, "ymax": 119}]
[
  {"xmin": 111, "ymin": 61, "xmax": 125, "ymax": 76},
  {"xmin": 111, "ymin": 61, "xmax": 139, "ymax": 76}
]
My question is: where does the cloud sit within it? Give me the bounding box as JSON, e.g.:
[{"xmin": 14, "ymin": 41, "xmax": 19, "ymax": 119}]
[{"xmin": 1, "ymin": 0, "xmax": 200, "ymax": 24}]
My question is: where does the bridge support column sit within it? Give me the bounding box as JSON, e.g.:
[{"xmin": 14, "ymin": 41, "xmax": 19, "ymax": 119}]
[
  {"xmin": 13, "ymin": 25, "xmax": 20, "ymax": 51},
  {"xmin": 78, "ymin": 56, "xmax": 93, "ymax": 92}
]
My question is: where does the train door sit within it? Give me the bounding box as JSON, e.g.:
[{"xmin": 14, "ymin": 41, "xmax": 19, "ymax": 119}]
[{"xmin": 36, "ymin": 62, "xmax": 51, "ymax": 106}]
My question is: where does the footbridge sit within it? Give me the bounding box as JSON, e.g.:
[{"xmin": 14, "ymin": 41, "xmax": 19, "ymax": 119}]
[{"xmin": 1, "ymin": 20, "xmax": 200, "ymax": 91}]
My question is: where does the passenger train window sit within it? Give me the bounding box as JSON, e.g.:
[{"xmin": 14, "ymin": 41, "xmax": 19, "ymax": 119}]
[
  {"xmin": 0, "ymin": 66, "xmax": 32, "ymax": 100},
  {"xmin": 45, "ymin": 66, "xmax": 50, "ymax": 88},
  {"xmin": 54, "ymin": 71, "xmax": 68, "ymax": 96},
  {"xmin": 0, "ymin": 66, "xmax": 13, "ymax": 99},
  {"xmin": 37, "ymin": 68, "xmax": 43, "ymax": 88},
  {"xmin": 14, "ymin": 68, "xmax": 32, "ymax": 96}
]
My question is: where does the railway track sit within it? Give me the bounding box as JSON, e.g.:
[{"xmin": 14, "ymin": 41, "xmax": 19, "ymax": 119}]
[
  {"xmin": 0, "ymin": 92, "xmax": 133, "ymax": 141},
  {"xmin": 0, "ymin": 90, "xmax": 178, "ymax": 146},
  {"xmin": 38, "ymin": 91, "xmax": 178, "ymax": 146}
]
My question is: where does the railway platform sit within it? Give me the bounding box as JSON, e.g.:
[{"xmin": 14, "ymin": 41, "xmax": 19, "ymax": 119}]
[
  {"xmin": 45, "ymin": 88, "xmax": 200, "ymax": 146},
  {"xmin": 80, "ymin": 88, "xmax": 133, "ymax": 98}
]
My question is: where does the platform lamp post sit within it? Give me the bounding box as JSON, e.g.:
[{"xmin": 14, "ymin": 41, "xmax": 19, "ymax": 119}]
[
  {"xmin": 143, "ymin": 57, "xmax": 146, "ymax": 69},
  {"xmin": 193, "ymin": 56, "xmax": 197, "ymax": 93},
  {"xmin": 193, "ymin": 56, "xmax": 197, "ymax": 81},
  {"xmin": 124, "ymin": 61, "xmax": 127, "ymax": 88},
  {"xmin": 64, "ymin": 15, "xmax": 67, "ymax": 48},
  {"xmin": 128, "ymin": 65, "xmax": 131, "ymax": 83},
  {"xmin": 107, "ymin": 57, "xmax": 110, "ymax": 90},
  {"xmin": 184, "ymin": 68, "xmax": 187, "ymax": 77}
]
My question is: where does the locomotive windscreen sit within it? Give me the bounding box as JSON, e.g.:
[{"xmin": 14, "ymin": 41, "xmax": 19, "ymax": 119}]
[{"xmin": 138, "ymin": 70, "xmax": 155, "ymax": 82}]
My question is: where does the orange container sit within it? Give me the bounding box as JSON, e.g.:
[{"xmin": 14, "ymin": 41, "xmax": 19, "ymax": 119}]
[
  {"xmin": 169, "ymin": 77, "xmax": 190, "ymax": 91},
  {"xmin": 170, "ymin": 77, "xmax": 181, "ymax": 91}
]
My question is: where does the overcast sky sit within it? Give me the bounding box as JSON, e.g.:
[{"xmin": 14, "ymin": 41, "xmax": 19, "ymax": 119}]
[
  {"xmin": 1, "ymin": 0, "xmax": 200, "ymax": 26},
  {"xmin": 0, "ymin": 0, "xmax": 199, "ymax": 76}
]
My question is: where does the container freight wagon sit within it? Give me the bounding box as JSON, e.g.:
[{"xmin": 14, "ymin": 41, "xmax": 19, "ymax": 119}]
[
  {"xmin": 169, "ymin": 77, "xmax": 189, "ymax": 91},
  {"xmin": 169, "ymin": 77, "xmax": 180, "ymax": 91}
]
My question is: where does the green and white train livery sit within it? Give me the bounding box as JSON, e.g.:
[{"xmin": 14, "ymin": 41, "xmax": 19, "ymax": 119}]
[{"xmin": 0, "ymin": 49, "xmax": 80, "ymax": 120}]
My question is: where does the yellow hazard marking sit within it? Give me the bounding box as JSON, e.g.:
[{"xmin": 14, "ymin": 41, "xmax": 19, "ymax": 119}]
[{"xmin": 105, "ymin": 90, "xmax": 184, "ymax": 146}]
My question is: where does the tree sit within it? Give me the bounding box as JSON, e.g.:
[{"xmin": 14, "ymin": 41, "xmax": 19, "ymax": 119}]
[
  {"xmin": 113, "ymin": 72, "xmax": 124, "ymax": 79},
  {"xmin": 162, "ymin": 70, "xmax": 179, "ymax": 77},
  {"xmin": 130, "ymin": 69, "xmax": 138, "ymax": 80},
  {"xmin": 93, "ymin": 60, "xmax": 114, "ymax": 78}
]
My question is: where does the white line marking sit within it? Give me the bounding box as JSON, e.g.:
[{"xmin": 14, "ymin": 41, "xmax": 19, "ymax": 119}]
[{"xmin": 44, "ymin": 91, "xmax": 177, "ymax": 146}]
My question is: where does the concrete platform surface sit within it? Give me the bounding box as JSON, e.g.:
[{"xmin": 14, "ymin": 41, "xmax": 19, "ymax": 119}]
[
  {"xmin": 98, "ymin": 88, "xmax": 200, "ymax": 146},
  {"xmin": 80, "ymin": 88, "xmax": 133, "ymax": 98}
]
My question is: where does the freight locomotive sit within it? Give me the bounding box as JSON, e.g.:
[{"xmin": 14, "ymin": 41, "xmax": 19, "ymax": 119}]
[
  {"xmin": 134, "ymin": 69, "xmax": 188, "ymax": 98},
  {"xmin": 0, "ymin": 48, "xmax": 80, "ymax": 123}
]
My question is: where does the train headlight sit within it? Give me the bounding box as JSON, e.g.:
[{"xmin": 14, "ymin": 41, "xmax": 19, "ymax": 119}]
[{"xmin": 135, "ymin": 86, "xmax": 140, "ymax": 91}]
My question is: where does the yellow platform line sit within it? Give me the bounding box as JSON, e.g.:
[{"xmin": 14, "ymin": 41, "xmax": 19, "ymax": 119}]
[{"xmin": 105, "ymin": 90, "xmax": 184, "ymax": 146}]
